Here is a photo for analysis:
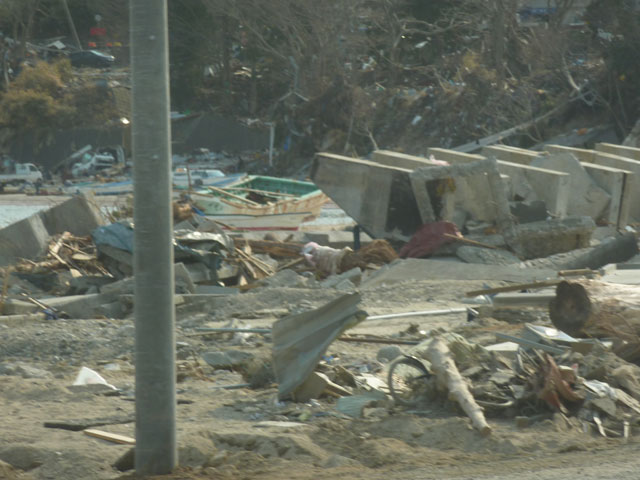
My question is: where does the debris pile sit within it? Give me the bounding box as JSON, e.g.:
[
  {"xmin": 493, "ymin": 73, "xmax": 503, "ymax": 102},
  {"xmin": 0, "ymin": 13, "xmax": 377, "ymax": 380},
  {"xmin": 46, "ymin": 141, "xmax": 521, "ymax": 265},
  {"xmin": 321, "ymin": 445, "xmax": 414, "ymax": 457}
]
[{"xmin": 1, "ymin": 146, "xmax": 640, "ymax": 478}]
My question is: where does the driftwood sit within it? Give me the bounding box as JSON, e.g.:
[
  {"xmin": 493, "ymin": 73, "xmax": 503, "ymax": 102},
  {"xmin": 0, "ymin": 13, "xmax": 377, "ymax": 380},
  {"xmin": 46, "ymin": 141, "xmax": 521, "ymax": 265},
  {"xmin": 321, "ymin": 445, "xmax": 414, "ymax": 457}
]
[
  {"xmin": 425, "ymin": 337, "xmax": 492, "ymax": 435},
  {"xmin": 549, "ymin": 280, "xmax": 640, "ymax": 362}
]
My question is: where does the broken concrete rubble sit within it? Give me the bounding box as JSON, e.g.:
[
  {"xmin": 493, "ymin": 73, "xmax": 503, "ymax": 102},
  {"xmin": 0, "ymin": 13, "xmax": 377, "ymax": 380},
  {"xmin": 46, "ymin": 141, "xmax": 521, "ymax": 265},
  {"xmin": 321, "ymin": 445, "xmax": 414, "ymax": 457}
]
[
  {"xmin": 516, "ymin": 216, "xmax": 596, "ymax": 260},
  {"xmin": 0, "ymin": 195, "xmax": 105, "ymax": 266},
  {"xmin": 455, "ymin": 246, "xmax": 521, "ymax": 265}
]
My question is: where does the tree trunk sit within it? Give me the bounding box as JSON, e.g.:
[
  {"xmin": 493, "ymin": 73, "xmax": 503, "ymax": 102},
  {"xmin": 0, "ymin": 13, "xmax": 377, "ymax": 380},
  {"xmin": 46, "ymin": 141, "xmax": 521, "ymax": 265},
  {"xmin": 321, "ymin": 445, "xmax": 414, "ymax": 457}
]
[{"xmin": 549, "ymin": 280, "xmax": 640, "ymax": 362}]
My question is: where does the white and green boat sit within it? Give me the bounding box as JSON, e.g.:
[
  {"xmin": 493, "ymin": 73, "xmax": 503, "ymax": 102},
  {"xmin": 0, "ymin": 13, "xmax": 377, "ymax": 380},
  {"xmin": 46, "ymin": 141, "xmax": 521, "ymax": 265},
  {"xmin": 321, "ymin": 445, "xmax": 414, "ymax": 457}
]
[{"xmin": 190, "ymin": 175, "xmax": 328, "ymax": 230}]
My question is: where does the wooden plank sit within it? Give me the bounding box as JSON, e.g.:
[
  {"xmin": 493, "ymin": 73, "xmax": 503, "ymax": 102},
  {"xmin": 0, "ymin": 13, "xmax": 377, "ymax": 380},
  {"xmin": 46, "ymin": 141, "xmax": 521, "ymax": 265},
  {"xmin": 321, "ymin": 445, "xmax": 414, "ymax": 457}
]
[
  {"xmin": 443, "ymin": 233, "xmax": 497, "ymax": 249},
  {"xmin": 226, "ymin": 187, "xmax": 295, "ymax": 198},
  {"xmin": 83, "ymin": 428, "xmax": 135, "ymax": 445}
]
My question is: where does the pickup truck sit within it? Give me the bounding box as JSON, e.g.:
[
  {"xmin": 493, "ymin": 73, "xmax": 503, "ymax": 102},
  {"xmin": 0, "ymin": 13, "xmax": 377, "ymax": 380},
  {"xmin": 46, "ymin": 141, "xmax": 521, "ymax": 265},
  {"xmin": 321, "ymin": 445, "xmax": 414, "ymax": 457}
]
[{"xmin": 0, "ymin": 163, "xmax": 43, "ymax": 189}]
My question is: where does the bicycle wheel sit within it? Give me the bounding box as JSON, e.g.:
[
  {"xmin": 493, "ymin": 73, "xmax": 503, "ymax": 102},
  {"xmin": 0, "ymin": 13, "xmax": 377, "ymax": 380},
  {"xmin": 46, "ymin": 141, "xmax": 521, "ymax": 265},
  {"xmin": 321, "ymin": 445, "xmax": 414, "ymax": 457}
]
[{"xmin": 387, "ymin": 355, "xmax": 432, "ymax": 407}]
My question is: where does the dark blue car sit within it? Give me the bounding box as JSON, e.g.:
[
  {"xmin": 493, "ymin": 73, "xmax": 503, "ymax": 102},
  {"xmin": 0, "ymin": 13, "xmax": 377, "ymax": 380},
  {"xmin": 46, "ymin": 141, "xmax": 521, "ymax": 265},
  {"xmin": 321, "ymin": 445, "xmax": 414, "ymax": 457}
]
[{"xmin": 69, "ymin": 50, "xmax": 115, "ymax": 68}]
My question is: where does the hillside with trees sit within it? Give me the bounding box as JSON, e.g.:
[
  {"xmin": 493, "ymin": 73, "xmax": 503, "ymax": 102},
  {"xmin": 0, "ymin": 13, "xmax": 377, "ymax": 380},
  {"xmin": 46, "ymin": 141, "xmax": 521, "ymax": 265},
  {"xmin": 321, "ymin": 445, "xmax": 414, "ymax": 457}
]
[{"xmin": 1, "ymin": 0, "xmax": 639, "ymax": 171}]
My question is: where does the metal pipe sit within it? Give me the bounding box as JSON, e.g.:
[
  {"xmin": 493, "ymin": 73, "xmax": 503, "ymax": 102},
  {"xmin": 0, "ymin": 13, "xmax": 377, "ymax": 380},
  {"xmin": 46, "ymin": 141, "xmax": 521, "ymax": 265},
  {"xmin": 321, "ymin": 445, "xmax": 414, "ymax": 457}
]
[
  {"xmin": 193, "ymin": 327, "xmax": 271, "ymax": 334},
  {"xmin": 367, "ymin": 308, "xmax": 468, "ymax": 321},
  {"xmin": 131, "ymin": 0, "xmax": 176, "ymax": 474}
]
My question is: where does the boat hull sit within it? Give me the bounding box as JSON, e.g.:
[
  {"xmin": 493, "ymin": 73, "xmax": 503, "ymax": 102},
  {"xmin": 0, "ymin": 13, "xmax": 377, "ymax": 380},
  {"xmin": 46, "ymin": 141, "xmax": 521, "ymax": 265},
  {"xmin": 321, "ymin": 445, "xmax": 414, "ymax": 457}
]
[
  {"xmin": 190, "ymin": 176, "xmax": 329, "ymax": 226},
  {"xmin": 203, "ymin": 212, "xmax": 315, "ymax": 231}
]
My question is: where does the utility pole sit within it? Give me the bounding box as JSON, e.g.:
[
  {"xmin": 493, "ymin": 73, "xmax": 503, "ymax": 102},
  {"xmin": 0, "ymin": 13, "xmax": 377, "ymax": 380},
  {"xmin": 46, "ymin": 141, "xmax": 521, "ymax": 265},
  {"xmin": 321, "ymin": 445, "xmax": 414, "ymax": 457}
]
[
  {"xmin": 130, "ymin": 0, "xmax": 176, "ymax": 475},
  {"xmin": 60, "ymin": 0, "xmax": 82, "ymax": 50}
]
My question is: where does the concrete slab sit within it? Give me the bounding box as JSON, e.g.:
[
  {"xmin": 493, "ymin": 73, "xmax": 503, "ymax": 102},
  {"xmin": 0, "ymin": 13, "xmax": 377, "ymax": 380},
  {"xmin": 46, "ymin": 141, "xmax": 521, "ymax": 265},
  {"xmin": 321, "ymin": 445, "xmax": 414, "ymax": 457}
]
[
  {"xmin": 595, "ymin": 142, "xmax": 640, "ymax": 161},
  {"xmin": 601, "ymin": 269, "xmax": 640, "ymax": 285},
  {"xmin": 531, "ymin": 153, "xmax": 610, "ymax": 219},
  {"xmin": 37, "ymin": 293, "xmax": 110, "ymax": 318},
  {"xmin": 537, "ymin": 144, "xmax": 640, "ymax": 222},
  {"xmin": 588, "ymin": 152, "xmax": 640, "ymax": 221},
  {"xmin": 0, "ymin": 214, "xmax": 50, "ymax": 266},
  {"xmin": 516, "ymin": 216, "xmax": 596, "ymax": 260},
  {"xmin": 372, "ymin": 150, "xmax": 441, "ymax": 170},
  {"xmin": 427, "ymin": 148, "xmax": 485, "ymax": 164},
  {"xmin": 456, "ymin": 246, "xmax": 521, "ymax": 265},
  {"xmin": 522, "ymin": 233, "xmax": 637, "ymax": 271},
  {"xmin": 410, "ymin": 158, "xmax": 520, "ymax": 253},
  {"xmin": 361, "ymin": 258, "xmax": 557, "ymax": 288},
  {"xmin": 581, "ymin": 163, "xmax": 632, "ymax": 227},
  {"xmin": 311, "ymin": 153, "xmax": 422, "ymax": 239},
  {"xmin": 426, "ymin": 148, "xmax": 500, "ymax": 222},
  {"xmin": 481, "ymin": 145, "xmax": 545, "ymax": 165},
  {"xmin": 545, "ymin": 144, "xmax": 596, "ymax": 162},
  {"xmin": 40, "ymin": 194, "xmax": 106, "ymax": 237},
  {"xmin": 0, "ymin": 195, "xmax": 107, "ymax": 266},
  {"xmin": 496, "ymin": 160, "xmax": 569, "ymax": 218},
  {"xmin": 429, "ymin": 147, "xmax": 570, "ymax": 218}
]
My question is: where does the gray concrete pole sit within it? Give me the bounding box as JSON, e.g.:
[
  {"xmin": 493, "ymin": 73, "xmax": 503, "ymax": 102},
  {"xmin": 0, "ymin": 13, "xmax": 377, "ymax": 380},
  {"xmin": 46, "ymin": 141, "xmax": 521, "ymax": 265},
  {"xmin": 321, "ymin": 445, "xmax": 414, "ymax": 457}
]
[
  {"xmin": 60, "ymin": 0, "xmax": 82, "ymax": 50},
  {"xmin": 130, "ymin": 0, "xmax": 176, "ymax": 474}
]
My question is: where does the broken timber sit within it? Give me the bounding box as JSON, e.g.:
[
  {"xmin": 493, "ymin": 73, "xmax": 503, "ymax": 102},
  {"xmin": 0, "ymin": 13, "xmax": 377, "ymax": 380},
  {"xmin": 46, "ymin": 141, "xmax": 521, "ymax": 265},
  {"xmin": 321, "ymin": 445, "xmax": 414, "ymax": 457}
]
[
  {"xmin": 83, "ymin": 428, "xmax": 136, "ymax": 445},
  {"xmin": 549, "ymin": 280, "xmax": 640, "ymax": 363}
]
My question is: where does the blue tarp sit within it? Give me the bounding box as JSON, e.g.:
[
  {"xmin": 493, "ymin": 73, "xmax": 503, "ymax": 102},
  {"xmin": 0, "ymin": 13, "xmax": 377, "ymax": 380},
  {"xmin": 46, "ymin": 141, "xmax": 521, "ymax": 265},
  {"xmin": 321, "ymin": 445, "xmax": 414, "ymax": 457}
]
[{"xmin": 92, "ymin": 221, "xmax": 134, "ymax": 252}]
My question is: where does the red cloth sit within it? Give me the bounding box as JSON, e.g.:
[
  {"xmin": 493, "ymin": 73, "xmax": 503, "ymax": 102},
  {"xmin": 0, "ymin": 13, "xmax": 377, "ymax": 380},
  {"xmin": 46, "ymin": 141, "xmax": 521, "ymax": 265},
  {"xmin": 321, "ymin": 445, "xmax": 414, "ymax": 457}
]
[{"xmin": 399, "ymin": 221, "xmax": 462, "ymax": 258}]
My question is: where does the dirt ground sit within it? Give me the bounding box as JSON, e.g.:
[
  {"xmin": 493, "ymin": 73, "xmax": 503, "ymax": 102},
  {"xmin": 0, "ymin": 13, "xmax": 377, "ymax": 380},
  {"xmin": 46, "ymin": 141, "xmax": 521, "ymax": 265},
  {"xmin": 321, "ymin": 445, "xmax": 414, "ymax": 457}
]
[{"xmin": 2, "ymin": 271, "xmax": 639, "ymax": 480}]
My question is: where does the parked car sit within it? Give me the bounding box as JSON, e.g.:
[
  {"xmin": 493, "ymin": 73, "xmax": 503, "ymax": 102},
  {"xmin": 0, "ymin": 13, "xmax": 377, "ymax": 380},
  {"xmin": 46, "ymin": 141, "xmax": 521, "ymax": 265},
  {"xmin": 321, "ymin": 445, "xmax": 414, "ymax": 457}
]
[{"xmin": 69, "ymin": 50, "xmax": 115, "ymax": 68}]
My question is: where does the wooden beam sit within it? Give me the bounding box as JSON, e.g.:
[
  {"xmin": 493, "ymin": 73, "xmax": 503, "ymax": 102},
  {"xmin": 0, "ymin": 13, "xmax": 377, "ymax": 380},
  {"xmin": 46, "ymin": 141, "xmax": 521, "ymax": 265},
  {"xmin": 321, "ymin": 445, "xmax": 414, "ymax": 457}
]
[{"xmin": 83, "ymin": 428, "xmax": 135, "ymax": 445}]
